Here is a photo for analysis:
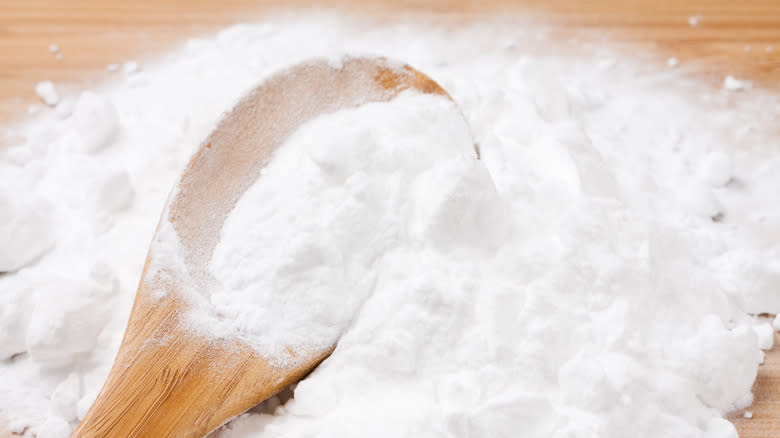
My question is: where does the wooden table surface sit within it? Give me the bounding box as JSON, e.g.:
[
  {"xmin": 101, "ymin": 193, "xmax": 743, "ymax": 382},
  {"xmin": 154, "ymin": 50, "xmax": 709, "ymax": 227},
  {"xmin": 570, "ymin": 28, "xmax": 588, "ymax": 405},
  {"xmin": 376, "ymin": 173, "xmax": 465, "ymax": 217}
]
[{"xmin": 1, "ymin": 1, "xmax": 778, "ymax": 437}]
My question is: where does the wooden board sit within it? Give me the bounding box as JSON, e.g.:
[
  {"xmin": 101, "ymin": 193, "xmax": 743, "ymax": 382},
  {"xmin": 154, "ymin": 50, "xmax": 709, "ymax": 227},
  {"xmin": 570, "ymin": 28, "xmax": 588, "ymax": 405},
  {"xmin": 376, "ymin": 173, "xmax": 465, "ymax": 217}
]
[
  {"xmin": 0, "ymin": 0, "xmax": 779, "ymax": 125},
  {"xmin": 0, "ymin": 1, "xmax": 778, "ymax": 437}
]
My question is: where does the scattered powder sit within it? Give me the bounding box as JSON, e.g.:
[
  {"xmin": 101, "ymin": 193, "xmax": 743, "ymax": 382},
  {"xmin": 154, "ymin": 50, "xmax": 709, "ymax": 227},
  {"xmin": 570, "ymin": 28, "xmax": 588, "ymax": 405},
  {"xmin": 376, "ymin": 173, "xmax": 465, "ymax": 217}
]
[
  {"xmin": 667, "ymin": 57, "xmax": 679, "ymax": 68},
  {"xmin": 744, "ymin": 411, "xmax": 753, "ymax": 419},
  {"xmin": 1, "ymin": 14, "xmax": 780, "ymax": 438},
  {"xmin": 753, "ymin": 322, "xmax": 775, "ymax": 350},
  {"xmin": 723, "ymin": 75, "xmax": 751, "ymax": 92},
  {"xmin": 34, "ymin": 81, "xmax": 59, "ymax": 106},
  {"xmin": 48, "ymin": 44, "xmax": 59, "ymax": 54},
  {"xmin": 688, "ymin": 15, "xmax": 700, "ymax": 26},
  {"xmin": 122, "ymin": 61, "xmax": 140, "ymax": 74}
]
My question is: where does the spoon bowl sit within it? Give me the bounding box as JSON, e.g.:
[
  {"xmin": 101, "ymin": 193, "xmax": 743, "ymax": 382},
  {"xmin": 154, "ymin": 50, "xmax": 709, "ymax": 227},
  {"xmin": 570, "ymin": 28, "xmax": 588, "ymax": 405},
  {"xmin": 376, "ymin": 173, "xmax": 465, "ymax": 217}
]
[{"xmin": 71, "ymin": 57, "xmax": 452, "ymax": 438}]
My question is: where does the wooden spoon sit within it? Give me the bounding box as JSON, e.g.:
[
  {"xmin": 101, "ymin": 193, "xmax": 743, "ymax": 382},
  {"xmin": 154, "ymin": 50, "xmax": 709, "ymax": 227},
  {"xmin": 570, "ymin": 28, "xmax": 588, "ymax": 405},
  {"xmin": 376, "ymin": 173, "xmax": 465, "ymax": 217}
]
[{"xmin": 71, "ymin": 57, "xmax": 453, "ymax": 438}]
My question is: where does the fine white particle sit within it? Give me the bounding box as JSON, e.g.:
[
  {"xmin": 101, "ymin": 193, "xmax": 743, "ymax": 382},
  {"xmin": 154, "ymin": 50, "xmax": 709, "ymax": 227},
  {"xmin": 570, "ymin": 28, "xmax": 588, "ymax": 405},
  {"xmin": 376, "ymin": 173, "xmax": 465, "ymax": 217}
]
[
  {"xmin": 106, "ymin": 63, "xmax": 119, "ymax": 72},
  {"xmin": 35, "ymin": 417, "xmax": 72, "ymax": 438},
  {"xmin": 698, "ymin": 151, "xmax": 733, "ymax": 187},
  {"xmin": 34, "ymin": 81, "xmax": 59, "ymax": 106},
  {"xmin": 753, "ymin": 322, "xmax": 775, "ymax": 350},
  {"xmin": 0, "ymin": 194, "xmax": 55, "ymax": 272},
  {"xmin": 122, "ymin": 61, "xmax": 140, "ymax": 74},
  {"xmin": 96, "ymin": 170, "xmax": 135, "ymax": 213},
  {"xmin": 327, "ymin": 55, "xmax": 344, "ymax": 69},
  {"xmin": 688, "ymin": 16, "xmax": 700, "ymax": 26},
  {"xmin": 72, "ymin": 91, "xmax": 120, "ymax": 153},
  {"xmin": 723, "ymin": 75, "xmax": 751, "ymax": 92},
  {"xmin": 48, "ymin": 44, "xmax": 59, "ymax": 54},
  {"xmin": 744, "ymin": 411, "xmax": 753, "ymax": 419},
  {"xmin": 667, "ymin": 57, "xmax": 679, "ymax": 67},
  {"xmin": 5, "ymin": 146, "xmax": 33, "ymax": 166},
  {"xmin": 53, "ymin": 99, "xmax": 73, "ymax": 119}
]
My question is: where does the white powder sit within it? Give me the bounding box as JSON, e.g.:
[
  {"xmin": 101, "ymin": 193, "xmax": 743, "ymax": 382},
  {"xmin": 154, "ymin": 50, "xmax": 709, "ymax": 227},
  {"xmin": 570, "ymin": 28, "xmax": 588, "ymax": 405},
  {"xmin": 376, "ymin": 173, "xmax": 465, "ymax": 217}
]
[
  {"xmin": 122, "ymin": 61, "xmax": 140, "ymax": 74},
  {"xmin": 204, "ymin": 92, "xmax": 476, "ymax": 362},
  {"xmin": 753, "ymin": 322, "xmax": 775, "ymax": 350},
  {"xmin": 1, "ymin": 13, "xmax": 779, "ymax": 438},
  {"xmin": 34, "ymin": 81, "xmax": 59, "ymax": 106},
  {"xmin": 698, "ymin": 150, "xmax": 733, "ymax": 187},
  {"xmin": 72, "ymin": 91, "xmax": 120, "ymax": 153},
  {"xmin": 0, "ymin": 193, "xmax": 55, "ymax": 273},
  {"xmin": 724, "ymin": 75, "xmax": 751, "ymax": 92}
]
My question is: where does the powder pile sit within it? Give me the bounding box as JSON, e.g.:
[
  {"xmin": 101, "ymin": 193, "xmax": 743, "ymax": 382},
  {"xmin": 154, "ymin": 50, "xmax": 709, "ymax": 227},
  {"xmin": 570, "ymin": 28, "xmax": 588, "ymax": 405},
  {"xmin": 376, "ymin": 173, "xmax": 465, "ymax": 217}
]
[
  {"xmin": 202, "ymin": 92, "xmax": 477, "ymax": 362},
  {"xmin": 1, "ymin": 14, "xmax": 779, "ymax": 438}
]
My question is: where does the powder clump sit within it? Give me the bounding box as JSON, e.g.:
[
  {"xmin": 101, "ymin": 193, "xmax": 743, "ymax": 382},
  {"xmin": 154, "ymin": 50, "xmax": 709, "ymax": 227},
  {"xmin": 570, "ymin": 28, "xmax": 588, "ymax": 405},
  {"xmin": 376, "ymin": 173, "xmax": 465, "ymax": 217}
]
[
  {"xmin": 204, "ymin": 92, "xmax": 478, "ymax": 363},
  {"xmin": 35, "ymin": 81, "xmax": 59, "ymax": 106}
]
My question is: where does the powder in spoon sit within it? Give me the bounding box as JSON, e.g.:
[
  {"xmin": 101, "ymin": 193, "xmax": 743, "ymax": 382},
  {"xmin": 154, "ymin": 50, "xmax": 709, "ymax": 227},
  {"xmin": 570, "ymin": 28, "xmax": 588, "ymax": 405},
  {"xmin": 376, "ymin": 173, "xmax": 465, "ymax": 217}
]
[{"xmin": 200, "ymin": 91, "xmax": 479, "ymax": 363}]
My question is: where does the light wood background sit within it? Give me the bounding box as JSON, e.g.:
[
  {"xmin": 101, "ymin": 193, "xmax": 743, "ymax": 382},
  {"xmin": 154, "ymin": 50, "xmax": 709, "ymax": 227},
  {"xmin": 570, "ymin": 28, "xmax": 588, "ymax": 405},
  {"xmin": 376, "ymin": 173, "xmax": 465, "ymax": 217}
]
[
  {"xmin": 0, "ymin": 0, "xmax": 778, "ymax": 437},
  {"xmin": 1, "ymin": 0, "xmax": 779, "ymax": 123}
]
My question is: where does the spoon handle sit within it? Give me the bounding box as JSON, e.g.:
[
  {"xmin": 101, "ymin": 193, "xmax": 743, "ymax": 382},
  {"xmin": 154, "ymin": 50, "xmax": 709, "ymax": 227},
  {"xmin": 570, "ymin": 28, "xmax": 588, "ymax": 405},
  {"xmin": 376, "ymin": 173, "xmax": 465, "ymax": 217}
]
[
  {"xmin": 71, "ymin": 57, "xmax": 451, "ymax": 438},
  {"xmin": 71, "ymin": 291, "xmax": 330, "ymax": 438}
]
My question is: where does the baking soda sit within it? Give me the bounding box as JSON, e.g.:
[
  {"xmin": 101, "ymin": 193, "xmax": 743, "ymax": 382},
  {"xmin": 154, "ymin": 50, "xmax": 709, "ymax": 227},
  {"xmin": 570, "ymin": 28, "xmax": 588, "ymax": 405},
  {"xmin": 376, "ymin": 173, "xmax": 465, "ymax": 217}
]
[
  {"xmin": 1, "ymin": 13, "xmax": 779, "ymax": 438},
  {"xmin": 724, "ymin": 75, "xmax": 751, "ymax": 92},
  {"xmin": 203, "ymin": 92, "xmax": 476, "ymax": 362},
  {"xmin": 34, "ymin": 81, "xmax": 59, "ymax": 106}
]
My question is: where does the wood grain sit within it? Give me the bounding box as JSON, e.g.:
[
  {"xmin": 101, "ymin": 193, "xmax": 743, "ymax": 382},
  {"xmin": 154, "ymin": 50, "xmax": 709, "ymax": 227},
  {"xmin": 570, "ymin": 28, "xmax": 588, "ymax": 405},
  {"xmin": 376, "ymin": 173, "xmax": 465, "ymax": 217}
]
[
  {"xmin": 71, "ymin": 291, "xmax": 334, "ymax": 438},
  {"xmin": 0, "ymin": 0, "xmax": 778, "ymax": 124},
  {"xmin": 0, "ymin": 1, "xmax": 778, "ymax": 437}
]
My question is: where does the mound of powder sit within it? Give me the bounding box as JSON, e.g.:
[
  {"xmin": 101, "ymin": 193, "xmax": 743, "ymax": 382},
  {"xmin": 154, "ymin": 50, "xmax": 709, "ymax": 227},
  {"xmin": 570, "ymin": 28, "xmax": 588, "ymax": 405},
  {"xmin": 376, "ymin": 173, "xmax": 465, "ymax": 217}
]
[
  {"xmin": 202, "ymin": 92, "xmax": 478, "ymax": 362},
  {"xmin": 1, "ymin": 13, "xmax": 779, "ymax": 438}
]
